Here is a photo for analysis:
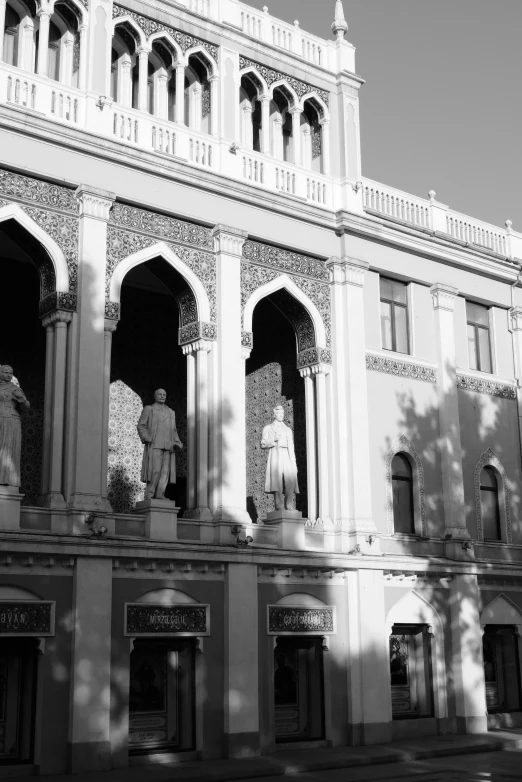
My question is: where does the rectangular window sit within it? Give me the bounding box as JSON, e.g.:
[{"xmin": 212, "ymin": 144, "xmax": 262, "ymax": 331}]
[
  {"xmin": 380, "ymin": 278, "xmax": 409, "ymax": 354},
  {"xmin": 466, "ymin": 301, "xmax": 492, "ymax": 373}
]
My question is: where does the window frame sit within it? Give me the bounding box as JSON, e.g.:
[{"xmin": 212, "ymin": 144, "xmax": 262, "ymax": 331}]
[
  {"xmin": 474, "ymin": 449, "xmax": 512, "ymax": 544},
  {"xmin": 480, "ymin": 466, "xmax": 502, "ymax": 542},
  {"xmin": 466, "ymin": 301, "xmax": 493, "ymax": 373},
  {"xmin": 391, "ymin": 454, "xmax": 415, "ymax": 536},
  {"xmin": 386, "ymin": 437, "xmax": 427, "ymax": 538},
  {"xmin": 380, "ymin": 277, "xmax": 410, "ymax": 355}
]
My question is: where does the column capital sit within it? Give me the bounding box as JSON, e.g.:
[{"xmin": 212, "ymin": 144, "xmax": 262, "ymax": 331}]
[
  {"xmin": 430, "ymin": 283, "xmax": 458, "ymax": 311},
  {"xmin": 179, "ymin": 321, "xmax": 217, "ymax": 346},
  {"xmin": 175, "ymin": 61, "xmax": 187, "ymax": 71},
  {"xmin": 41, "ymin": 310, "xmax": 73, "ymax": 328},
  {"xmin": 260, "ymin": 93, "xmax": 271, "ymax": 103},
  {"xmin": 510, "ymin": 306, "xmax": 522, "ymax": 331},
  {"xmin": 212, "ymin": 225, "xmax": 248, "ymax": 257},
  {"xmin": 37, "ymin": 2, "xmax": 54, "ymax": 18},
  {"xmin": 182, "ymin": 339, "xmax": 213, "ymax": 356},
  {"xmin": 326, "ymin": 256, "xmax": 369, "ymax": 286},
  {"xmin": 319, "ymin": 116, "xmax": 330, "ymax": 126},
  {"xmin": 137, "ymin": 45, "xmax": 151, "ymax": 56},
  {"xmin": 208, "ymin": 73, "xmax": 219, "ymax": 83},
  {"xmin": 297, "ymin": 347, "xmax": 332, "ymax": 372},
  {"xmin": 289, "ymin": 106, "xmax": 302, "ymax": 116},
  {"xmin": 75, "ymin": 185, "xmax": 115, "ymax": 221},
  {"xmin": 299, "ymin": 363, "xmax": 331, "ymax": 379},
  {"xmin": 104, "ymin": 319, "xmax": 118, "ymax": 334}
]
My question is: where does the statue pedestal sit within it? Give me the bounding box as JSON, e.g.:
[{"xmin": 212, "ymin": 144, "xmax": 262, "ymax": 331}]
[
  {"xmin": 265, "ymin": 509, "xmax": 305, "ymax": 550},
  {"xmin": 0, "ymin": 487, "xmax": 23, "ymax": 531},
  {"xmin": 133, "ymin": 500, "xmax": 179, "ymax": 542}
]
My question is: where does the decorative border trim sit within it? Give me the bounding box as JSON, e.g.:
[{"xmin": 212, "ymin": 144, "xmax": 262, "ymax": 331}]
[
  {"xmin": 242, "ymin": 240, "xmax": 328, "ymax": 282},
  {"xmin": 124, "ymin": 603, "xmax": 210, "ymax": 636},
  {"xmin": 267, "ymin": 605, "xmax": 336, "ymax": 635},
  {"xmin": 113, "ymin": 5, "xmax": 218, "ymax": 62},
  {"xmin": 0, "ymin": 169, "xmax": 78, "ymax": 214},
  {"xmin": 239, "ymin": 56, "xmax": 329, "ymax": 108},
  {"xmin": 109, "ymin": 203, "xmax": 213, "ymax": 251},
  {"xmin": 366, "ymin": 354, "xmax": 437, "ymax": 384},
  {"xmin": 179, "ymin": 321, "xmax": 217, "ymax": 345},
  {"xmin": 457, "ymin": 373, "xmax": 517, "ymax": 400},
  {"xmin": 474, "ymin": 448, "xmax": 512, "ymax": 544},
  {"xmin": 385, "ymin": 435, "xmax": 427, "ymax": 537},
  {"xmin": 0, "ymin": 601, "xmax": 55, "ymax": 636}
]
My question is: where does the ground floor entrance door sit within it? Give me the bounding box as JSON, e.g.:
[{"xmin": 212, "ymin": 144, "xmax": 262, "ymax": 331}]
[
  {"xmin": 483, "ymin": 625, "xmax": 521, "ymax": 713},
  {"xmin": 0, "ymin": 639, "xmax": 37, "ymax": 764},
  {"xmin": 273, "ymin": 637, "xmax": 324, "ymax": 743},
  {"xmin": 129, "ymin": 639, "xmax": 195, "ymax": 755}
]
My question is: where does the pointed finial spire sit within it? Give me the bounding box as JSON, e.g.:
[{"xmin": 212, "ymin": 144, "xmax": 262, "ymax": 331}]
[{"xmin": 332, "ymin": 0, "xmax": 348, "ymax": 40}]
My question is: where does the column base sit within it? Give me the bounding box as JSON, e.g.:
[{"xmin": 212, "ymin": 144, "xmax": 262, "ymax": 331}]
[
  {"xmin": 213, "ymin": 506, "xmax": 252, "ymax": 524},
  {"xmin": 41, "ymin": 492, "xmax": 66, "ymax": 510},
  {"xmin": 0, "ymin": 487, "xmax": 23, "ymax": 531},
  {"xmin": 455, "ymin": 715, "xmax": 488, "ymax": 734},
  {"xmin": 68, "ymin": 493, "xmax": 111, "ymax": 512},
  {"xmin": 444, "ymin": 540, "xmax": 475, "ymax": 561},
  {"xmin": 133, "ymin": 500, "xmax": 179, "ymax": 541},
  {"xmin": 182, "ymin": 507, "xmax": 213, "ymax": 521},
  {"xmin": 265, "ymin": 510, "xmax": 305, "ymax": 550},
  {"xmin": 68, "ymin": 740, "xmax": 111, "ymax": 773},
  {"xmin": 224, "ymin": 731, "xmax": 260, "ymax": 759}
]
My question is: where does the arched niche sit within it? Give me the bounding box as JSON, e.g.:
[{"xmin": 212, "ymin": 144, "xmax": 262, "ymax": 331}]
[
  {"xmin": 386, "ymin": 590, "xmax": 447, "ymax": 720},
  {"xmin": 481, "ymin": 594, "xmax": 522, "ymax": 628},
  {"xmin": 137, "ymin": 588, "xmax": 199, "ymax": 605},
  {"xmin": 275, "ymin": 593, "xmax": 326, "ymax": 607}
]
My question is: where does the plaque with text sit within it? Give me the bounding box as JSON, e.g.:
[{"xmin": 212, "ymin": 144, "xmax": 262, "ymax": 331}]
[
  {"xmin": 125, "ymin": 604, "xmax": 210, "ymax": 636},
  {"xmin": 0, "ymin": 602, "xmax": 55, "ymax": 635},
  {"xmin": 267, "ymin": 605, "xmax": 336, "ymax": 636}
]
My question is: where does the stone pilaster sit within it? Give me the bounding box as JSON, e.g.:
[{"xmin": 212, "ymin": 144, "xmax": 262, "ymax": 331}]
[
  {"xmin": 509, "ymin": 306, "xmax": 522, "ymax": 463},
  {"xmin": 431, "ymin": 284, "xmax": 469, "ymax": 545},
  {"xmin": 68, "ymin": 186, "xmax": 115, "ymax": 512}
]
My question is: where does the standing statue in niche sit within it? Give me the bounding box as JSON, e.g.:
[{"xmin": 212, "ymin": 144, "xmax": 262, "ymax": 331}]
[
  {"xmin": 137, "ymin": 389, "xmax": 183, "ymax": 501},
  {"xmin": 0, "ymin": 365, "xmax": 30, "ymax": 488},
  {"xmin": 261, "ymin": 405, "xmax": 299, "ymax": 511}
]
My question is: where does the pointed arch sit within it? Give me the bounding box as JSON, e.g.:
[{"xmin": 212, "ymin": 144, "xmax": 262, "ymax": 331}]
[
  {"xmin": 386, "ymin": 589, "xmax": 447, "ymax": 720},
  {"xmin": 385, "ymin": 434, "xmax": 427, "ymax": 536},
  {"xmin": 148, "ymin": 30, "xmax": 183, "ymax": 63},
  {"xmin": 108, "ymin": 240, "xmax": 211, "ymax": 322},
  {"xmin": 54, "ymin": 0, "xmax": 88, "ymax": 25},
  {"xmin": 112, "ymin": 15, "xmax": 146, "ymax": 48},
  {"xmin": 0, "ymin": 202, "xmax": 70, "ymax": 293},
  {"xmin": 184, "ymin": 45, "xmax": 218, "ymax": 76},
  {"xmin": 239, "ymin": 65, "xmax": 269, "ymax": 96},
  {"xmin": 481, "ymin": 593, "xmax": 522, "ymax": 628},
  {"xmin": 298, "ymin": 91, "xmax": 329, "ymax": 119},
  {"xmin": 270, "ymin": 79, "xmax": 299, "ymax": 107},
  {"xmin": 243, "ymin": 273, "xmax": 326, "ymax": 349},
  {"xmin": 475, "ymin": 448, "xmax": 512, "ymax": 543}
]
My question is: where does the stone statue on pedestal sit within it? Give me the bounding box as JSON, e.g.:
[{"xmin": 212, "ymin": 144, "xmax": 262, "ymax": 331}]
[
  {"xmin": 261, "ymin": 405, "xmax": 299, "ymax": 511},
  {"xmin": 0, "ymin": 365, "xmax": 30, "ymax": 488},
  {"xmin": 137, "ymin": 389, "xmax": 183, "ymax": 501}
]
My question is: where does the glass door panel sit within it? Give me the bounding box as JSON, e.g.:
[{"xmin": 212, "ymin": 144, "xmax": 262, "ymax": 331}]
[{"xmin": 274, "ymin": 638, "xmax": 324, "ymax": 742}]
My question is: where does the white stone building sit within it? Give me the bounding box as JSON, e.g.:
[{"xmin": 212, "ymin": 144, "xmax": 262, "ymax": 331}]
[{"xmin": 0, "ymin": 0, "xmax": 521, "ymax": 773}]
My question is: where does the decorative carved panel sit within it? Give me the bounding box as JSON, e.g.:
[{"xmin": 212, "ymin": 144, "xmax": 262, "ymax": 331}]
[
  {"xmin": 107, "ymin": 381, "xmax": 145, "ymax": 513},
  {"xmin": 366, "ymin": 354, "xmax": 437, "ymax": 383},
  {"xmin": 239, "ymin": 56, "xmax": 329, "ymax": 108},
  {"xmin": 242, "ymin": 240, "xmax": 329, "ymax": 281},
  {"xmin": 457, "ymin": 373, "xmax": 517, "ymax": 400},
  {"xmin": 268, "ymin": 606, "xmax": 336, "ymax": 635},
  {"xmin": 0, "ymin": 602, "xmax": 54, "ymax": 635},
  {"xmin": 0, "ymin": 169, "xmax": 79, "ymax": 213},
  {"xmin": 109, "ymin": 203, "xmax": 213, "ymax": 250},
  {"xmin": 311, "ymin": 121, "xmax": 322, "ymax": 159},
  {"xmin": 125, "ymin": 604, "xmax": 209, "ymax": 636}
]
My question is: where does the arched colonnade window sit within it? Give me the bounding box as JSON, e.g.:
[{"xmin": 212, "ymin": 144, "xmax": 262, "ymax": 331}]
[
  {"xmin": 111, "ymin": 18, "xmax": 217, "ymax": 135},
  {"xmin": 0, "ymin": 0, "xmax": 87, "ymax": 88},
  {"xmin": 239, "ymin": 69, "xmax": 330, "ymax": 175}
]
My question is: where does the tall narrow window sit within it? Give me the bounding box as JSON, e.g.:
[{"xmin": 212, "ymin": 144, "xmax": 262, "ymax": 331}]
[
  {"xmin": 110, "ymin": 48, "xmax": 118, "ymax": 103},
  {"xmin": 480, "ymin": 466, "xmax": 501, "ymax": 541},
  {"xmin": 3, "ymin": 5, "xmax": 20, "ymax": 67},
  {"xmin": 392, "ymin": 453, "xmax": 415, "ymax": 535},
  {"xmin": 47, "ymin": 21, "xmax": 61, "ymax": 82},
  {"xmin": 466, "ymin": 301, "xmax": 492, "ymax": 373},
  {"xmin": 380, "ymin": 278, "xmax": 409, "ymax": 354}
]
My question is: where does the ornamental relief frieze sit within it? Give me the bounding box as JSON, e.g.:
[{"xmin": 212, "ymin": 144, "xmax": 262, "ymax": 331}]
[
  {"xmin": 366, "ymin": 354, "xmax": 437, "ymax": 384},
  {"xmin": 112, "ymin": 5, "xmax": 219, "ymax": 62},
  {"xmin": 457, "ymin": 373, "xmax": 517, "ymax": 400},
  {"xmin": 242, "ymin": 240, "xmax": 329, "ymax": 282},
  {"xmin": 241, "ymin": 262, "xmax": 331, "ymax": 350},
  {"xmin": 239, "ymin": 56, "xmax": 329, "ymax": 109},
  {"xmin": 109, "ymin": 203, "xmax": 213, "ymax": 251},
  {"xmin": 0, "ymin": 169, "xmax": 79, "ymax": 213},
  {"xmin": 106, "ymin": 227, "xmax": 217, "ymax": 322},
  {"xmin": 23, "ymin": 206, "xmax": 79, "ymax": 294}
]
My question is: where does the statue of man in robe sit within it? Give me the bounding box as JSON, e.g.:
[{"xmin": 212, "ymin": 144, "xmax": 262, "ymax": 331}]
[
  {"xmin": 0, "ymin": 365, "xmax": 30, "ymax": 488},
  {"xmin": 261, "ymin": 405, "xmax": 299, "ymax": 511},
  {"xmin": 137, "ymin": 389, "xmax": 183, "ymax": 501}
]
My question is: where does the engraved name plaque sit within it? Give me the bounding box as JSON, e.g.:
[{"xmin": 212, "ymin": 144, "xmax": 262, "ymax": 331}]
[
  {"xmin": 267, "ymin": 605, "xmax": 336, "ymax": 636},
  {"xmin": 125, "ymin": 604, "xmax": 210, "ymax": 636},
  {"xmin": 0, "ymin": 602, "xmax": 55, "ymax": 635}
]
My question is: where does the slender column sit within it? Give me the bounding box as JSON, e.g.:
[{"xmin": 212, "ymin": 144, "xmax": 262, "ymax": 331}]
[
  {"xmin": 209, "ymin": 74, "xmax": 219, "ymax": 136},
  {"xmin": 326, "ymin": 257, "xmax": 377, "ymax": 550},
  {"xmin": 213, "ymin": 225, "xmax": 250, "ymax": 524},
  {"xmin": 185, "ymin": 352, "xmax": 196, "ymax": 511},
  {"xmin": 119, "ymin": 54, "xmax": 132, "ymax": 107},
  {"xmin": 155, "ymin": 68, "xmax": 168, "ymax": 119},
  {"xmin": 320, "ymin": 118, "xmax": 330, "ymax": 175},
  {"xmin": 21, "ymin": 18, "xmax": 34, "ymax": 72},
  {"xmin": 78, "ymin": 24, "xmax": 88, "ymax": 92},
  {"xmin": 69, "ymin": 186, "xmax": 115, "ymax": 511},
  {"xmin": 101, "ymin": 320, "xmax": 117, "ymax": 504},
  {"xmin": 509, "ymin": 306, "xmax": 522, "ymax": 463},
  {"xmin": 137, "ymin": 47, "xmax": 150, "ymax": 113},
  {"xmin": 273, "ymin": 116, "xmax": 283, "ymax": 159},
  {"xmin": 302, "ymin": 126, "xmax": 311, "ymax": 170},
  {"xmin": 192, "ymin": 83, "xmax": 202, "ymax": 131},
  {"xmin": 449, "ymin": 574, "xmax": 487, "ymax": 733},
  {"xmin": 45, "ymin": 312, "xmax": 72, "ymax": 507},
  {"xmin": 69, "ymin": 557, "xmax": 112, "ymax": 772},
  {"xmin": 260, "ymin": 94, "xmax": 270, "ymax": 154},
  {"xmin": 36, "ymin": 8, "xmax": 52, "ymax": 76},
  {"xmin": 290, "ymin": 107, "xmax": 302, "ymax": 167},
  {"xmin": 61, "ymin": 32, "xmax": 74, "ymax": 86},
  {"xmin": 430, "ymin": 284, "xmax": 468, "ymax": 540},
  {"xmin": 41, "ymin": 323, "xmax": 55, "ymax": 497},
  {"xmin": 300, "ymin": 370, "xmax": 317, "ymax": 523},
  {"xmin": 225, "ymin": 563, "xmax": 259, "ymax": 757},
  {"xmin": 0, "ymin": 0, "xmax": 7, "ymax": 62},
  {"xmin": 242, "ymin": 103, "xmax": 253, "ymax": 149},
  {"xmin": 175, "ymin": 63, "xmax": 185, "ymax": 124},
  {"xmin": 314, "ymin": 365, "xmax": 331, "ymax": 526}
]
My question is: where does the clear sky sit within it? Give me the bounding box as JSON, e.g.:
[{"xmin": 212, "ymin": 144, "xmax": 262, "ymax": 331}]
[{"xmin": 242, "ymin": 0, "xmax": 522, "ymax": 231}]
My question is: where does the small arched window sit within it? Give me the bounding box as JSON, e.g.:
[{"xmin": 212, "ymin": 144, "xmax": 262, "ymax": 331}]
[
  {"xmin": 392, "ymin": 453, "xmax": 415, "ymax": 535},
  {"xmin": 480, "ymin": 466, "xmax": 501, "ymax": 541}
]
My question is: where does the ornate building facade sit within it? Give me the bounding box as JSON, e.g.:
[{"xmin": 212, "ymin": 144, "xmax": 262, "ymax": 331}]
[{"xmin": 0, "ymin": 0, "xmax": 522, "ymax": 774}]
